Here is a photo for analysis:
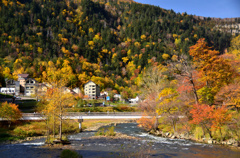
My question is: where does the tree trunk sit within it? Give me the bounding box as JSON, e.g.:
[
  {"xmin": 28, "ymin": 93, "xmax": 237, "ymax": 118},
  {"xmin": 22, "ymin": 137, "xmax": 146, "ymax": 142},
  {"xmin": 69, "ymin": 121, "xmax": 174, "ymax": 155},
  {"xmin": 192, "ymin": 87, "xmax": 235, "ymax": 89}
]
[
  {"xmin": 53, "ymin": 114, "xmax": 55, "ymax": 138},
  {"xmin": 172, "ymin": 120, "xmax": 176, "ymax": 134},
  {"xmin": 59, "ymin": 107, "xmax": 62, "ymax": 141},
  {"xmin": 190, "ymin": 78, "xmax": 199, "ymax": 104},
  {"xmin": 46, "ymin": 117, "xmax": 50, "ymax": 144},
  {"xmin": 154, "ymin": 113, "xmax": 159, "ymax": 130}
]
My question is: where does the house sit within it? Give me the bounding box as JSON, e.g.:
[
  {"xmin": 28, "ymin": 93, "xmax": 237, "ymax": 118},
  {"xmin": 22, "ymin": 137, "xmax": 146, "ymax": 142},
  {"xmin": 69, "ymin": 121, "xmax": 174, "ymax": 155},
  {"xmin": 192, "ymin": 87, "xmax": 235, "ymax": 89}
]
[
  {"xmin": 5, "ymin": 79, "xmax": 20, "ymax": 95},
  {"xmin": 114, "ymin": 94, "xmax": 122, "ymax": 101},
  {"xmin": 18, "ymin": 74, "xmax": 29, "ymax": 94},
  {"xmin": 73, "ymin": 87, "xmax": 81, "ymax": 94},
  {"xmin": 25, "ymin": 78, "xmax": 38, "ymax": 96},
  {"xmin": 84, "ymin": 80, "xmax": 100, "ymax": 99},
  {"xmin": 128, "ymin": 96, "xmax": 140, "ymax": 104}
]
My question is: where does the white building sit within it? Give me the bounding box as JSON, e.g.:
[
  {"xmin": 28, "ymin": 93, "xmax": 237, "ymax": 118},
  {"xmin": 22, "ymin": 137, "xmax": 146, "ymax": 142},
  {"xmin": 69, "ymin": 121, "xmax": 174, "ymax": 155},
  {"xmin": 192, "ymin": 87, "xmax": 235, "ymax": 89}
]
[
  {"xmin": 84, "ymin": 80, "xmax": 100, "ymax": 99},
  {"xmin": 0, "ymin": 88, "xmax": 16, "ymax": 95},
  {"xmin": 128, "ymin": 96, "xmax": 140, "ymax": 104}
]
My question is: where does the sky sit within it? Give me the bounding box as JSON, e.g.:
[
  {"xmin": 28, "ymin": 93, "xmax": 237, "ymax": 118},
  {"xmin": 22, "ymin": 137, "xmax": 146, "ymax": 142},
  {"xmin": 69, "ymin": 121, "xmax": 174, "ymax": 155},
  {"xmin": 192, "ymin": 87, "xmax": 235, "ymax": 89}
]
[{"xmin": 134, "ymin": 0, "xmax": 240, "ymax": 18}]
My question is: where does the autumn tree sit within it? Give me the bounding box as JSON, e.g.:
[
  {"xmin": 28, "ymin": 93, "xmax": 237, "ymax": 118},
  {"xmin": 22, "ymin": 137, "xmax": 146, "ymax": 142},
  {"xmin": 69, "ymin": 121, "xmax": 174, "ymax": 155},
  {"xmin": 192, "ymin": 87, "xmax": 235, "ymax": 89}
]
[
  {"xmin": 189, "ymin": 38, "xmax": 235, "ymax": 104},
  {"xmin": 138, "ymin": 65, "xmax": 168, "ymax": 130},
  {"xmin": 190, "ymin": 104, "xmax": 232, "ymax": 140},
  {"xmin": 215, "ymin": 83, "xmax": 240, "ymax": 112},
  {"xmin": 166, "ymin": 53, "xmax": 201, "ymax": 104},
  {"xmin": 39, "ymin": 87, "xmax": 75, "ymax": 142},
  {"xmin": 211, "ymin": 105, "xmax": 232, "ymax": 141},
  {"xmin": 39, "ymin": 60, "xmax": 76, "ymax": 142},
  {"xmin": 0, "ymin": 102, "xmax": 22, "ymax": 127},
  {"xmin": 157, "ymin": 87, "xmax": 181, "ymax": 133},
  {"xmin": 189, "ymin": 104, "xmax": 214, "ymax": 138}
]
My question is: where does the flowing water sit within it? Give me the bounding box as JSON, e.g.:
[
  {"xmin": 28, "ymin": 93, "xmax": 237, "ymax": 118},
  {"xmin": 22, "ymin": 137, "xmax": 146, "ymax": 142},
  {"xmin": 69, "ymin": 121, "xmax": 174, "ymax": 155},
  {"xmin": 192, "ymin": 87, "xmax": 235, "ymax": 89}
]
[{"xmin": 0, "ymin": 123, "xmax": 239, "ymax": 158}]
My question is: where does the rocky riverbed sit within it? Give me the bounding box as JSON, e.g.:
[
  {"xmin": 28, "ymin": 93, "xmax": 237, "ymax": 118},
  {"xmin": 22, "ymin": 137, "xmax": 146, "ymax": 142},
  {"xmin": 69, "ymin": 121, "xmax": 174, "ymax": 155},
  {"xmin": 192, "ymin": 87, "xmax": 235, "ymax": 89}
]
[{"xmin": 0, "ymin": 122, "xmax": 240, "ymax": 158}]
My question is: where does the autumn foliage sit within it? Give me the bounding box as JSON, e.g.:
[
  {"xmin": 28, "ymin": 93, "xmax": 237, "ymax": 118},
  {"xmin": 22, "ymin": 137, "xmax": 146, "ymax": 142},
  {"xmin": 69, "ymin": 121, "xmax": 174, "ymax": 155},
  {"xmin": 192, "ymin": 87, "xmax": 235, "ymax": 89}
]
[
  {"xmin": 0, "ymin": 102, "xmax": 22, "ymax": 127},
  {"xmin": 137, "ymin": 115, "xmax": 157, "ymax": 131},
  {"xmin": 189, "ymin": 104, "xmax": 232, "ymax": 138}
]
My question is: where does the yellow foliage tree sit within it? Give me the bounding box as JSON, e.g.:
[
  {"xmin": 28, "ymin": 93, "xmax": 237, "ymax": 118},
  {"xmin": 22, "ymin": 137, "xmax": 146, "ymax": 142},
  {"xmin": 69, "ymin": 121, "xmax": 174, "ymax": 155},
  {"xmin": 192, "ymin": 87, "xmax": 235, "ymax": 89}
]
[{"xmin": 39, "ymin": 87, "xmax": 75, "ymax": 142}]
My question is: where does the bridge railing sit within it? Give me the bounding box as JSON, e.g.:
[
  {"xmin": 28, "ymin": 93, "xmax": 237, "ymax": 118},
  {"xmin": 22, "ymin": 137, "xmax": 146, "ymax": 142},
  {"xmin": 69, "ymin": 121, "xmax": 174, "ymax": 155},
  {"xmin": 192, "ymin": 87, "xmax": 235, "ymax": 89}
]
[
  {"xmin": 21, "ymin": 112, "xmax": 143, "ymax": 117},
  {"xmin": 67, "ymin": 112, "xmax": 143, "ymax": 116}
]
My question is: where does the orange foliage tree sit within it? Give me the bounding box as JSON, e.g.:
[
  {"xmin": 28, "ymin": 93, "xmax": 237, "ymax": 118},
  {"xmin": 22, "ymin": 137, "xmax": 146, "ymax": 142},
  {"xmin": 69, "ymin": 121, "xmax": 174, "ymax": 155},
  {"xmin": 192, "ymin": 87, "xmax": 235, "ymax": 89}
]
[
  {"xmin": 211, "ymin": 105, "xmax": 232, "ymax": 141},
  {"xmin": 189, "ymin": 38, "xmax": 235, "ymax": 104},
  {"xmin": 190, "ymin": 104, "xmax": 232, "ymax": 139},
  {"xmin": 0, "ymin": 102, "xmax": 22, "ymax": 127},
  {"xmin": 215, "ymin": 83, "xmax": 240, "ymax": 112},
  {"xmin": 189, "ymin": 104, "xmax": 214, "ymax": 138},
  {"xmin": 137, "ymin": 114, "xmax": 156, "ymax": 131}
]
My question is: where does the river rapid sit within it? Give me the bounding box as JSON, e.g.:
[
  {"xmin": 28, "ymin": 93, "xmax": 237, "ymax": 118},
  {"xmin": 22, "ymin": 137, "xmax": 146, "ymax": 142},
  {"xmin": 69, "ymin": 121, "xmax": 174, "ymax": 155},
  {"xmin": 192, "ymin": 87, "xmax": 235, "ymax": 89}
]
[{"xmin": 0, "ymin": 123, "xmax": 239, "ymax": 158}]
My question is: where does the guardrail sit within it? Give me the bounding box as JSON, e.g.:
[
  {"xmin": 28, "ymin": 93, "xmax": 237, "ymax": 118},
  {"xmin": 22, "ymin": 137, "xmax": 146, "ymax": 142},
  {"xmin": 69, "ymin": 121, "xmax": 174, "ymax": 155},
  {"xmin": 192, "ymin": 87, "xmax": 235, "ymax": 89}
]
[
  {"xmin": 0, "ymin": 112, "xmax": 147, "ymax": 121},
  {"xmin": 22, "ymin": 112, "xmax": 143, "ymax": 117}
]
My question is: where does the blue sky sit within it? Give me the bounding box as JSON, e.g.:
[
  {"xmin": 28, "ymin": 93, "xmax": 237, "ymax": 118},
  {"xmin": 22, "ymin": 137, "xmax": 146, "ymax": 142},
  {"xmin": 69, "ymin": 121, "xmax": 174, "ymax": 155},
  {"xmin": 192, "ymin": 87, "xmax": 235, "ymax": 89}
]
[{"xmin": 134, "ymin": 0, "xmax": 240, "ymax": 18}]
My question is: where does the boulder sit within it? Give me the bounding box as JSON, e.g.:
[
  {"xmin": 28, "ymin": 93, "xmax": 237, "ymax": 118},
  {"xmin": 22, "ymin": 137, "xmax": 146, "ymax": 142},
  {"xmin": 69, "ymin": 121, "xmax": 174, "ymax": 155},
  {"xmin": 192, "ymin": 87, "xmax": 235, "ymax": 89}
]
[
  {"xmin": 232, "ymin": 141, "xmax": 239, "ymax": 147},
  {"xmin": 208, "ymin": 139, "xmax": 213, "ymax": 144},
  {"xmin": 226, "ymin": 138, "xmax": 235, "ymax": 145}
]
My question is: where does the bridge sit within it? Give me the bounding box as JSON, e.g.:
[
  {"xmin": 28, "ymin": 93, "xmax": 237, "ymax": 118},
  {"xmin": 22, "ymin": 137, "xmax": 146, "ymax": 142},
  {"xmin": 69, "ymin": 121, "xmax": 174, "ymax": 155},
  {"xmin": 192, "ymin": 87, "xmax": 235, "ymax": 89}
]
[{"xmin": 14, "ymin": 112, "xmax": 145, "ymax": 120}]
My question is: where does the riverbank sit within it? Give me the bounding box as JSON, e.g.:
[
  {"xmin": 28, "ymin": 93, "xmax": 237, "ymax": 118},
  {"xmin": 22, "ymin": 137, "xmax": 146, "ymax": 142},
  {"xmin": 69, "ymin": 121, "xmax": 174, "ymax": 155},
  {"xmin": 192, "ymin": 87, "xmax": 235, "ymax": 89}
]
[
  {"xmin": 0, "ymin": 119, "xmax": 137, "ymax": 145},
  {"xmin": 148, "ymin": 129, "xmax": 240, "ymax": 149}
]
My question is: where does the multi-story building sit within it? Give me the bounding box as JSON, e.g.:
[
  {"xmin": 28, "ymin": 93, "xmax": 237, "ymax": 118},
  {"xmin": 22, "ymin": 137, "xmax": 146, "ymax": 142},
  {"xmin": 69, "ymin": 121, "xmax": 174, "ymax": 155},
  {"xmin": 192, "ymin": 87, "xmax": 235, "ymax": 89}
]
[
  {"xmin": 4, "ymin": 74, "xmax": 38, "ymax": 96},
  {"xmin": 25, "ymin": 78, "xmax": 38, "ymax": 96},
  {"xmin": 5, "ymin": 79, "xmax": 20, "ymax": 95},
  {"xmin": 84, "ymin": 80, "xmax": 100, "ymax": 99}
]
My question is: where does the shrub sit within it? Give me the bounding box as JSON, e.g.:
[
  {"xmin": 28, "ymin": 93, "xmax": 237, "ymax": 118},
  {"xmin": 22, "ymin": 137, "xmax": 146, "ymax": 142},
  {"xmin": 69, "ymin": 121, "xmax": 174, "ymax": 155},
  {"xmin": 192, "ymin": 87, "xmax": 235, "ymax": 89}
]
[
  {"xmin": 60, "ymin": 149, "xmax": 81, "ymax": 158},
  {"xmin": 95, "ymin": 128, "xmax": 105, "ymax": 136},
  {"xmin": 194, "ymin": 126, "xmax": 204, "ymax": 140},
  {"xmin": 106, "ymin": 126, "xmax": 116, "ymax": 136},
  {"xmin": 95, "ymin": 126, "xmax": 116, "ymax": 136}
]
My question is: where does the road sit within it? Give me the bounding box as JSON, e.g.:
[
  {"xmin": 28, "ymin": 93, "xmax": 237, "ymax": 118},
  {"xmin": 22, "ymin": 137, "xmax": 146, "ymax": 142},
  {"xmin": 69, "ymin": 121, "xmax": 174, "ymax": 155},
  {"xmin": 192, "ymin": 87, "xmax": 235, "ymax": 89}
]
[{"xmin": 11, "ymin": 112, "xmax": 145, "ymax": 120}]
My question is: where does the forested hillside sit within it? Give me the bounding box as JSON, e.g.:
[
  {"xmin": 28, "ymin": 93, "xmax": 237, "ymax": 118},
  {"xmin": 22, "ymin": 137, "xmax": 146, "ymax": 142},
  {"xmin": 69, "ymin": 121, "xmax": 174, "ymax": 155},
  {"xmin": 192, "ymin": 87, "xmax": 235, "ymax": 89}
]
[{"xmin": 0, "ymin": 0, "xmax": 234, "ymax": 96}]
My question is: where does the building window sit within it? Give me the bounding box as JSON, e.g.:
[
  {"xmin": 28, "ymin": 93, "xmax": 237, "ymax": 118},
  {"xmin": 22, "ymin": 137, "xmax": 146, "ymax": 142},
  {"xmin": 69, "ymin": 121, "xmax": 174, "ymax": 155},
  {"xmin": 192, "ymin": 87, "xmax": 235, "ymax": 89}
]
[
  {"xmin": 31, "ymin": 87, "xmax": 34, "ymax": 89},
  {"xmin": 26, "ymin": 91, "xmax": 29, "ymax": 93}
]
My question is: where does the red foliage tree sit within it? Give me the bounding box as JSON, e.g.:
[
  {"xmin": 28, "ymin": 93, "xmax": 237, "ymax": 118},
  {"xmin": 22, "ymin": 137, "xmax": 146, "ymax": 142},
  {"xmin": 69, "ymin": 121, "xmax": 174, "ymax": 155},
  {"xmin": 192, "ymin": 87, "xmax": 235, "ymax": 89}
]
[{"xmin": 189, "ymin": 104, "xmax": 214, "ymax": 138}]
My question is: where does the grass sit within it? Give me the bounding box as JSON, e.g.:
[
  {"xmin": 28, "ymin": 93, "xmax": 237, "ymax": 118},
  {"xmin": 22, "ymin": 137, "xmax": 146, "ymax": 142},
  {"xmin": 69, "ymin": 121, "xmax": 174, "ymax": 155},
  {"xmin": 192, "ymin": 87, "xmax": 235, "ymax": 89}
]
[
  {"xmin": 71, "ymin": 106, "xmax": 137, "ymax": 112},
  {"xmin": 0, "ymin": 93, "xmax": 13, "ymax": 98},
  {"xmin": 17, "ymin": 100, "xmax": 37, "ymax": 112},
  {"xmin": 0, "ymin": 127, "xmax": 24, "ymax": 142},
  {"xmin": 0, "ymin": 120, "xmax": 80, "ymax": 143},
  {"xmin": 0, "ymin": 119, "xmax": 131, "ymax": 143},
  {"xmin": 60, "ymin": 149, "xmax": 82, "ymax": 158},
  {"xmin": 95, "ymin": 126, "xmax": 116, "ymax": 136},
  {"xmin": 81, "ymin": 119, "xmax": 124, "ymax": 130}
]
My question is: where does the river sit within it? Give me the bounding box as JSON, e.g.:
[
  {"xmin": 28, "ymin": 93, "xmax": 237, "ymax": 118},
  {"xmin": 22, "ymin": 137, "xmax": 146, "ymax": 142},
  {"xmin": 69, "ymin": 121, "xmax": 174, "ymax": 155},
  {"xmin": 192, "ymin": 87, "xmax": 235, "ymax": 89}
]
[{"xmin": 0, "ymin": 123, "xmax": 239, "ymax": 158}]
